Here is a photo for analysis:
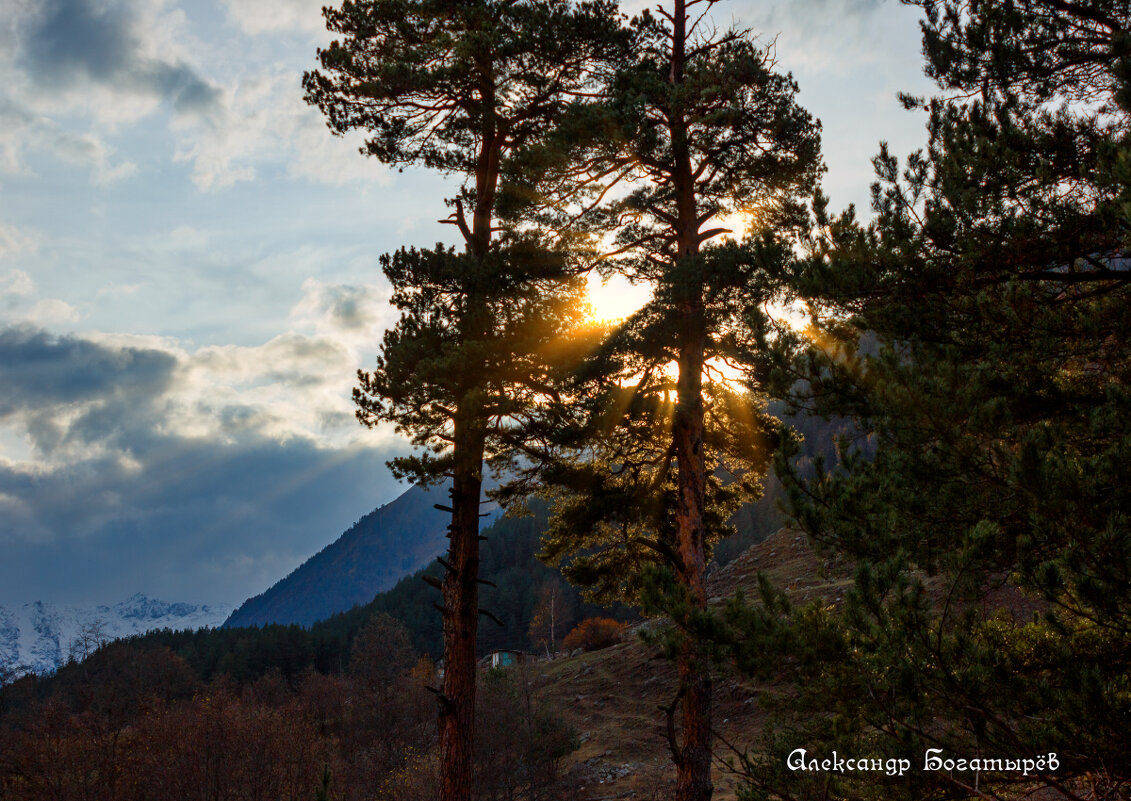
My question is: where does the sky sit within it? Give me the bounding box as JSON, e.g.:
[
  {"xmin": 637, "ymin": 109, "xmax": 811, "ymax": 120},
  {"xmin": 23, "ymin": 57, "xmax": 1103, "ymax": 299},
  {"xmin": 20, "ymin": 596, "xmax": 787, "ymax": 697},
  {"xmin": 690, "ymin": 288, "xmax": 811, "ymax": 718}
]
[{"xmin": 0, "ymin": 0, "xmax": 934, "ymax": 610}]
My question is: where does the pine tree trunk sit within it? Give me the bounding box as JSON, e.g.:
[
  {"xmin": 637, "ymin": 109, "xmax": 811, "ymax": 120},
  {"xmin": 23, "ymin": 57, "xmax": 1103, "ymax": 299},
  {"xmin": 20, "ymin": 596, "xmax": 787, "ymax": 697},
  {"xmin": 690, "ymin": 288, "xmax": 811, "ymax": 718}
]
[
  {"xmin": 439, "ymin": 415, "xmax": 486, "ymax": 801},
  {"xmin": 667, "ymin": 0, "xmax": 712, "ymax": 795},
  {"xmin": 439, "ymin": 75, "xmax": 499, "ymax": 801},
  {"xmin": 673, "ymin": 310, "xmax": 713, "ymax": 801}
]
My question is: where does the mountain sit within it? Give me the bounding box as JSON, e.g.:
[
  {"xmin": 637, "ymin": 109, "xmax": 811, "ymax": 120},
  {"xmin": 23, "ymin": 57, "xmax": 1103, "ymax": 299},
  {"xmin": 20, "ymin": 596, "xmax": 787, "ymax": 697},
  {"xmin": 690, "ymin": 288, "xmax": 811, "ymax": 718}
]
[
  {"xmin": 222, "ymin": 408, "xmax": 845, "ymax": 632},
  {"xmin": 224, "ymin": 481, "xmax": 498, "ymax": 629},
  {"xmin": 0, "ymin": 593, "xmax": 233, "ymax": 676}
]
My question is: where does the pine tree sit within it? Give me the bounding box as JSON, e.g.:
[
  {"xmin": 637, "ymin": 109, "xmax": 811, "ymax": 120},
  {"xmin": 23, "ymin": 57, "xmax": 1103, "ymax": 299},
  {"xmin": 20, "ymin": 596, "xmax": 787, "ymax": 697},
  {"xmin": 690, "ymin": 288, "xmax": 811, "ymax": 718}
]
[
  {"xmin": 719, "ymin": 0, "xmax": 1131, "ymax": 798},
  {"xmin": 304, "ymin": 3, "xmax": 626, "ymax": 800},
  {"xmin": 513, "ymin": 2, "xmax": 821, "ymax": 798}
]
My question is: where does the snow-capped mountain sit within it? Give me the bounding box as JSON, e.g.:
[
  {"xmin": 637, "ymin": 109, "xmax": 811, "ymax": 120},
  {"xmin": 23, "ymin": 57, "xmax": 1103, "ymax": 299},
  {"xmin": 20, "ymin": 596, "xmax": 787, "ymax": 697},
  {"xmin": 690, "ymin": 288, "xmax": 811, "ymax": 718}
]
[{"xmin": 0, "ymin": 593, "xmax": 233, "ymax": 677}]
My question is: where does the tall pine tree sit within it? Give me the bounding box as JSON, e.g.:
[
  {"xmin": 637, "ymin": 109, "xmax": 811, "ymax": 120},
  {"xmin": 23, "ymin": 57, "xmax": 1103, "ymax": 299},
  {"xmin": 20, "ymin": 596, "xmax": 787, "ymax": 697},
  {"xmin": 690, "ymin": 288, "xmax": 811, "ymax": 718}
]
[
  {"xmin": 511, "ymin": 2, "xmax": 821, "ymax": 798},
  {"xmin": 304, "ymin": 3, "xmax": 625, "ymax": 800}
]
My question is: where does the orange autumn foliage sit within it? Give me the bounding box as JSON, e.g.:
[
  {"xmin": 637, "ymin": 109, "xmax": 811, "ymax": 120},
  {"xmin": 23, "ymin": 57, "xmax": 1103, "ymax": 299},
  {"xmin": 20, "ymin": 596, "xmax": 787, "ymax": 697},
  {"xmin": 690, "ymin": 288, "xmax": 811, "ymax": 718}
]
[{"xmin": 561, "ymin": 617, "xmax": 627, "ymax": 653}]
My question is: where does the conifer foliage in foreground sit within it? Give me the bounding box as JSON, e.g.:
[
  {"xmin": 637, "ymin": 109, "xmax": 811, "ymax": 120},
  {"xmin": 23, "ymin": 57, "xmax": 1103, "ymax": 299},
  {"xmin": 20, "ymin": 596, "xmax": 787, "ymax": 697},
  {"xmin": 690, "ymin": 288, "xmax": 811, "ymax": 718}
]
[{"xmin": 716, "ymin": 0, "xmax": 1131, "ymax": 799}]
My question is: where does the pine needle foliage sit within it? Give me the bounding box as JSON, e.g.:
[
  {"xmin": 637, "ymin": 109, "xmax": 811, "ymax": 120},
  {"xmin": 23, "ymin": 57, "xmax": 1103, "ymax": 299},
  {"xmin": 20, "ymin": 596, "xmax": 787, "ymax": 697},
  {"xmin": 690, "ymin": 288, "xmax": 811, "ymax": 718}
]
[
  {"xmin": 305, "ymin": 3, "xmax": 628, "ymax": 801},
  {"xmin": 715, "ymin": 1, "xmax": 1131, "ymax": 799}
]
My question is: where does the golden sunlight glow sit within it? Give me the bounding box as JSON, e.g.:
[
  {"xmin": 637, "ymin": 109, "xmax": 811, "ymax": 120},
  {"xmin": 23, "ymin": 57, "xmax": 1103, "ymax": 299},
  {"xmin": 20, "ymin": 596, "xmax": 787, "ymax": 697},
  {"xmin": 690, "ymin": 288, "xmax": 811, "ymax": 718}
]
[
  {"xmin": 713, "ymin": 205, "xmax": 769, "ymax": 243},
  {"xmin": 714, "ymin": 210, "xmax": 751, "ymax": 242},
  {"xmin": 766, "ymin": 300, "xmax": 811, "ymax": 334},
  {"xmin": 766, "ymin": 300, "xmax": 844, "ymax": 356},
  {"xmin": 585, "ymin": 273, "xmax": 652, "ymax": 323},
  {"xmin": 704, "ymin": 355, "xmax": 746, "ymax": 386},
  {"xmin": 644, "ymin": 357, "xmax": 747, "ymax": 389}
]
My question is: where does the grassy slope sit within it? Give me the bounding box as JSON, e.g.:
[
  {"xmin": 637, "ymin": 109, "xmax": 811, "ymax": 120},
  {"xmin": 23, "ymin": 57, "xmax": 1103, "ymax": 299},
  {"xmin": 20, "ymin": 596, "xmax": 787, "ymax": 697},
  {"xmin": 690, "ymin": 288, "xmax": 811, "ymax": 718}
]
[
  {"xmin": 510, "ymin": 528, "xmax": 842, "ymax": 800},
  {"xmin": 516, "ymin": 525, "xmax": 1045, "ymax": 800}
]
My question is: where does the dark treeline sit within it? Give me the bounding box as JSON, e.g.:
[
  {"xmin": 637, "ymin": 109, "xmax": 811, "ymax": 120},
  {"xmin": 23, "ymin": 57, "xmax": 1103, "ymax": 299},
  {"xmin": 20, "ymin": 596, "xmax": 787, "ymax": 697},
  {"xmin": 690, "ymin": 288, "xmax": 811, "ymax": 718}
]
[
  {"xmin": 0, "ymin": 613, "xmax": 575, "ymax": 801},
  {"xmin": 5, "ymin": 500, "xmax": 638, "ymax": 696}
]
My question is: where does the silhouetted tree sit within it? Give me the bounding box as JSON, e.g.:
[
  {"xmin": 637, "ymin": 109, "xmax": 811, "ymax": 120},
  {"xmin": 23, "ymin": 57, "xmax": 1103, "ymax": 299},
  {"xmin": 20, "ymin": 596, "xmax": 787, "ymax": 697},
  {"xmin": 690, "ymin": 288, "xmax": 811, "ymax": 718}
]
[
  {"xmin": 516, "ymin": 1, "xmax": 821, "ymax": 797},
  {"xmin": 305, "ymin": 3, "xmax": 627, "ymax": 800}
]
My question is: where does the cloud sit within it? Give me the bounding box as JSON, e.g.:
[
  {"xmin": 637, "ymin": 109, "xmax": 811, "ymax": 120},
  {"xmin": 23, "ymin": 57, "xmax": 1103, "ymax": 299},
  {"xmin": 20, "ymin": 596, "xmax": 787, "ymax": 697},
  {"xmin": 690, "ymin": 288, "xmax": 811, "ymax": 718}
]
[
  {"xmin": 1, "ymin": 0, "xmax": 388, "ymax": 190},
  {"xmin": 720, "ymin": 0, "xmax": 900, "ymax": 71},
  {"xmin": 0, "ymin": 321, "xmax": 406, "ymax": 607},
  {"xmin": 0, "ymin": 326, "xmax": 175, "ymax": 419},
  {"xmin": 22, "ymin": 299, "xmax": 83, "ymax": 327},
  {"xmin": 0, "ymin": 270, "xmax": 35, "ymax": 300},
  {"xmin": 0, "ymin": 326, "xmax": 175, "ymax": 464},
  {"xmin": 0, "ymin": 0, "xmax": 216, "ymax": 185},
  {"xmin": 0, "ymin": 226, "xmax": 38, "ymax": 259},
  {"xmin": 222, "ymin": 0, "xmax": 326, "ymax": 34},
  {"xmin": 0, "ymin": 271, "xmax": 87, "ymax": 328},
  {"xmin": 172, "ymin": 69, "xmax": 389, "ymax": 190},
  {"xmin": 18, "ymin": 0, "xmax": 223, "ymax": 125},
  {"xmin": 0, "ymin": 98, "xmax": 137, "ymax": 182},
  {"xmin": 0, "ymin": 303, "xmax": 396, "ymax": 470},
  {"xmin": 290, "ymin": 277, "xmax": 394, "ymax": 351},
  {"xmin": 0, "ymin": 272, "xmax": 404, "ymax": 465}
]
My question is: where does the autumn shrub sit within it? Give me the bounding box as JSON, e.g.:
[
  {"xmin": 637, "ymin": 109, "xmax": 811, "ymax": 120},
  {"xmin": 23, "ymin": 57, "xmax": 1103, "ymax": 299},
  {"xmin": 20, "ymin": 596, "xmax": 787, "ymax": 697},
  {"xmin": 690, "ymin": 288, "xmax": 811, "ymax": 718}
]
[{"xmin": 561, "ymin": 617, "xmax": 627, "ymax": 653}]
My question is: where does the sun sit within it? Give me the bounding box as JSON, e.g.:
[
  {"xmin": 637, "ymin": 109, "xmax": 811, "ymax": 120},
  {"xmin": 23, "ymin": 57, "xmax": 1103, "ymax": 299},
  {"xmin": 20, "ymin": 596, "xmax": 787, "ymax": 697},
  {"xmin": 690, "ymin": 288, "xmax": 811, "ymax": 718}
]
[{"xmin": 585, "ymin": 273, "xmax": 651, "ymax": 323}]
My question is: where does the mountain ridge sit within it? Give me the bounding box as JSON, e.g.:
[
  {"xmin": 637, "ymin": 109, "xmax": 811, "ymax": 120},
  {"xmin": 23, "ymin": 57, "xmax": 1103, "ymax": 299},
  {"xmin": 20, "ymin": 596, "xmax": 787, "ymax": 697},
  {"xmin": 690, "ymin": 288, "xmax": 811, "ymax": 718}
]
[{"xmin": 224, "ymin": 481, "xmax": 499, "ymax": 629}]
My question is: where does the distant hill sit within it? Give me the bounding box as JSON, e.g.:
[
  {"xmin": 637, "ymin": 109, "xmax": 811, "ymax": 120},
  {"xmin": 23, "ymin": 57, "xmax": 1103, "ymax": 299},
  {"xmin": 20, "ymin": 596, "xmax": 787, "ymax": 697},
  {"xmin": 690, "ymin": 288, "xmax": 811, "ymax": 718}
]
[
  {"xmin": 223, "ymin": 407, "xmax": 844, "ymax": 631},
  {"xmin": 224, "ymin": 482, "xmax": 495, "ymax": 628}
]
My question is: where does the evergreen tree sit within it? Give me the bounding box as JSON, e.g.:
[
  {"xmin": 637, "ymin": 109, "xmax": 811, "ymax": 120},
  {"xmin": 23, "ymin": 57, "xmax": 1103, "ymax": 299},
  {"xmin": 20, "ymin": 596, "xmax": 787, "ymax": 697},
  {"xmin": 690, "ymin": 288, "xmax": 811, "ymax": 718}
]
[
  {"xmin": 304, "ymin": 3, "xmax": 625, "ymax": 800},
  {"xmin": 513, "ymin": 2, "xmax": 821, "ymax": 798},
  {"xmin": 720, "ymin": 0, "xmax": 1131, "ymax": 798}
]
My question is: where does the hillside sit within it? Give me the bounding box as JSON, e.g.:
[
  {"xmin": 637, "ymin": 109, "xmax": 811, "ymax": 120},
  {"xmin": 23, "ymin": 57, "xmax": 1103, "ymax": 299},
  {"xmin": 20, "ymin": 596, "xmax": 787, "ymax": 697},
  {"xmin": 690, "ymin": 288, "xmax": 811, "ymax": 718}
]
[
  {"xmin": 521, "ymin": 528, "xmax": 841, "ymax": 800},
  {"xmin": 520, "ymin": 526, "xmax": 1049, "ymax": 800},
  {"xmin": 221, "ymin": 406, "xmax": 841, "ymax": 631},
  {"xmin": 224, "ymin": 482, "xmax": 480, "ymax": 628}
]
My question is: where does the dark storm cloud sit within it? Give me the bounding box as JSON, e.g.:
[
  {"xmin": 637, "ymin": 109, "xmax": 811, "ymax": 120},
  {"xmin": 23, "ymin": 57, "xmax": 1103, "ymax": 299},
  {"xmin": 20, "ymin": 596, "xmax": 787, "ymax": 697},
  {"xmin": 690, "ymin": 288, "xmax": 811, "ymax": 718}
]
[
  {"xmin": 0, "ymin": 324, "xmax": 405, "ymax": 607},
  {"xmin": 0, "ymin": 326, "xmax": 177, "ymax": 457},
  {"xmin": 21, "ymin": 0, "xmax": 222, "ymax": 120},
  {"xmin": 0, "ymin": 326, "xmax": 176, "ymax": 416},
  {"xmin": 0, "ymin": 440, "xmax": 403, "ymax": 607}
]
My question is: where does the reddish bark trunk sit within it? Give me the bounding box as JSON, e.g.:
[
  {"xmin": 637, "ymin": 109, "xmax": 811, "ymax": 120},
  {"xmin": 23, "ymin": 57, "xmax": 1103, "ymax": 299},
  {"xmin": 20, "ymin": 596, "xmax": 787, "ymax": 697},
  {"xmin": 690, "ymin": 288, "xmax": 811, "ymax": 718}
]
[
  {"xmin": 675, "ymin": 644, "xmax": 713, "ymax": 801},
  {"xmin": 440, "ymin": 105, "xmax": 494, "ymax": 788},
  {"xmin": 672, "ymin": 310, "xmax": 713, "ymax": 801},
  {"xmin": 438, "ymin": 416, "xmax": 486, "ymax": 801},
  {"xmin": 438, "ymin": 64, "xmax": 500, "ymax": 801},
  {"xmin": 668, "ymin": 0, "xmax": 713, "ymax": 797}
]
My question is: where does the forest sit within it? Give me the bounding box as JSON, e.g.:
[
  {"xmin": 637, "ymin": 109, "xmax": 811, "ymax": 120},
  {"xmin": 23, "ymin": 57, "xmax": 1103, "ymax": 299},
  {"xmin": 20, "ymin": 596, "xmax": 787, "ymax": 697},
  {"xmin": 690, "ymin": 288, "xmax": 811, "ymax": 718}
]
[{"xmin": 2, "ymin": 0, "xmax": 1129, "ymax": 799}]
